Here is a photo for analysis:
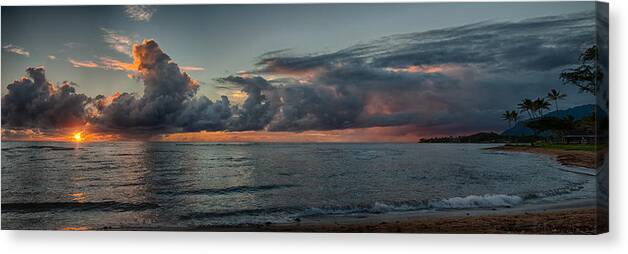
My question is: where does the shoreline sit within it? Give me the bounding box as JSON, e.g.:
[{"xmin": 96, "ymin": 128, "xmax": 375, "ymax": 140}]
[
  {"xmin": 216, "ymin": 200, "xmax": 607, "ymax": 234},
  {"xmin": 99, "ymin": 200, "xmax": 607, "ymax": 234},
  {"xmin": 486, "ymin": 144, "xmax": 600, "ymax": 170}
]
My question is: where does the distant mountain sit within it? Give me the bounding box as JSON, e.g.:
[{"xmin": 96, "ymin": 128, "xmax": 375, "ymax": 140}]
[{"xmin": 501, "ymin": 104, "xmax": 606, "ymax": 136}]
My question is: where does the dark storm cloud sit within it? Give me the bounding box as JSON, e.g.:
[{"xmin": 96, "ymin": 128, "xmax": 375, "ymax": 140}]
[
  {"xmin": 316, "ymin": 63, "xmax": 454, "ymax": 90},
  {"xmin": 219, "ymin": 11, "xmax": 597, "ymax": 133},
  {"xmin": 1, "ymin": 67, "xmax": 89, "ymax": 129},
  {"xmin": 217, "ymin": 75, "xmax": 277, "ymax": 131},
  {"xmin": 218, "ymin": 74, "xmax": 362, "ymax": 131},
  {"xmin": 218, "ymin": 66, "xmax": 452, "ymax": 131},
  {"xmin": 254, "ymin": 11, "xmax": 594, "ymax": 73}
]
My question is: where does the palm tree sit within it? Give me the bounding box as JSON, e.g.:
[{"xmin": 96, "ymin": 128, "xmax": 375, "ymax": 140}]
[
  {"xmin": 518, "ymin": 99, "xmax": 535, "ymax": 119},
  {"xmin": 502, "ymin": 110, "xmax": 520, "ymax": 128},
  {"xmin": 547, "ymin": 89, "xmax": 567, "ymax": 111},
  {"xmin": 510, "ymin": 111, "xmax": 519, "ymax": 125},
  {"xmin": 560, "ymin": 45, "xmax": 602, "ymax": 95},
  {"xmin": 533, "ymin": 97, "xmax": 552, "ymax": 117}
]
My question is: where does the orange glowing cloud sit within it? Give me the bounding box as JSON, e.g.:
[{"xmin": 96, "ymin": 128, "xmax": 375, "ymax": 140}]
[
  {"xmin": 85, "ymin": 92, "xmax": 122, "ymax": 118},
  {"xmin": 385, "ymin": 65, "xmax": 446, "ymax": 73},
  {"xmin": 68, "ymin": 57, "xmax": 138, "ymax": 75},
  {"xmin": 68, "ymin": 58, "xmax": 100, "ymax": 68},
  {"xmin": 99, "ymin": 57, "xmax": 137, "ymax": 71},
  {"xmin": 229, "ymin": 90, "xmax": 248, "ymax": 104}
]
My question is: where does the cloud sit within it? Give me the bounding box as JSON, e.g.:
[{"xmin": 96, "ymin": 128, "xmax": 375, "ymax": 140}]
[
  {"xmin": 64, "ymin": 42, "xmax": 83, "ymax": 49},
  {"xmin": 254, "ymin": 12, "xmax": 595, "ymax": 75},
  {"xmin": 217, "ymin": 69, "xmax": 452, "ymax": 132},
  {"xmin": 124, "ymin": 6, "xmax": 155, "ymax": 22},
  {"xmin": 3, "ymin": 41, "xmax": 228, "ymax": 137},
  {"xmin": 68, "ymin": 54, "xmax": 196, "ymax": 78},
  {"xmin": 48, "ymin": 55, "xmax": 56, "ymax": 60},
  {"xmin": 68, "ymin": 58, "xmax": 100, "ymax": 68},
  {"xmin": 1, "ymin": 67, "xmax": 89, "ymax": 129},
  {"xmin": 1, "ymin": 11, "xmax": 603, "ymax": 139},
  {"xmin": 68, "ymin": 57, "xmax": 136, "ymax": 74},
  {"xmin": 217, "ymin": 11, "xmax": 598, "ymax": 134},
  {"xmin": 99, "ymin": 57, "xmax": 136, "ymax": 71},
  {"xmin": 217, "ymin": 76, "xmax": 278, "ymax": 131},
  {"xmin": 179, "ymin": 66, "xmax": 205, "ymax": 72},
  {"xmin": 2, "ymin": 44, "xmax": 30, "ymax": 57},
  {"xmin": 89, "ymin": 40, "xmax": 231, "ymax": 135},
  {"xmin": 101, "ymin": 28, "xmax": 134, "ymax": 57}
]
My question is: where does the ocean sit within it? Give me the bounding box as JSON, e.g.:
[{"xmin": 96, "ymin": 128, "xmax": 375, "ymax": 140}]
[{"xmin": 1, "ymin": 142, "xmax": 595, "ymax": 230}]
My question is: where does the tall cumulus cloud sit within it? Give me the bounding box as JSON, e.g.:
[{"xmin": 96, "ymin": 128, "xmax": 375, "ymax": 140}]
[{"xmin": 90, "ymin": 40, "xmax": 232, "ymax": 135}]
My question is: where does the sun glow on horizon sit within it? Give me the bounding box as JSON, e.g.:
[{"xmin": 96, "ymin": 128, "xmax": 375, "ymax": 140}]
[{"xmin": 72, "ymin": 132, "xmax": 83, "ymax": 142}]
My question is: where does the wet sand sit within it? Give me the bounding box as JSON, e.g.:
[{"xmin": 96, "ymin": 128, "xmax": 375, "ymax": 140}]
[
  {"xmin": 257, "ymin": 208, "xmax": 607, "ymax": 234},
  {"xmin": 487, "ymin": 145, "xmax": 601, "ymax": 169}
]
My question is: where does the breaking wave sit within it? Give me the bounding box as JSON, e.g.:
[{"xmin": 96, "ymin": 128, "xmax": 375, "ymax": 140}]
[
  {"xmin": 180, "ymin": 193, "xmax": 525, "ymax": 225},
  {"xmin": 428, "ymin": 194, "xmax": 523, "ymax": 209}
]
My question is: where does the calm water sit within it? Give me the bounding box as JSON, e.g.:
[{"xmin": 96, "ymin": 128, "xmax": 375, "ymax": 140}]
[{"xmin": 1, "ymin": 142, "xmax": 595, "ymax": 230}]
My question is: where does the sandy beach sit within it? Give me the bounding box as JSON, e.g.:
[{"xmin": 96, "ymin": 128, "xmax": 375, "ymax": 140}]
[
  {"xmin": 256, "ymin": 208, "xmax": 607, "ymax": 234},
  {"xmin": 486, "ymin": 145, "xmax": 604, "ymax": 169}
]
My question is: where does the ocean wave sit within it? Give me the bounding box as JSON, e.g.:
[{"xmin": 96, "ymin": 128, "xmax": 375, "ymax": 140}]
[
  {"xmin": 520, "ymin": 182, "xmax": 585, "ymax": 199},
  {"xmin": 180, "ymin": 207, "xmax": 297, "ymax": 220},
  {"xmin": 175, "ymin": 143, "xmax": 259, "ymax": 147},
  {"xmin": 303, "ymin": 194, "xmax": 524, "ymax": 215},
  {"xmin": 352, "ymin": 150, "xmax": 381, "ymax": 160},
  {"xmin": 157, "ymin": 184, "xmax": 298, "ymax": 196},
  {"xmin": 179, "ymin": 203, "xmax": 418, "ymax": 222},
  {"xmin": 1, "ymin": 201, "xmax": 159, "ymax": 213},
  {"xmin": 111, "ymin": 153, "xmax": 141, "ymax": 157},
  {"xmin": 428, "ymin": 194, "xmax": 523, "ymax": 209},
  {"xmin": 179, "ymin": 194, "xmax": 525, "ymax": 224},
  {"xmin": 2, "ymin": 145, "xmax": 77, "ymax": 151}
]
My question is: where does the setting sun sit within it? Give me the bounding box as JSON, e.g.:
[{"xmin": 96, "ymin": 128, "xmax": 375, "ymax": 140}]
[{"xmin": 73, "ymin": 132, "xmax": 83, "ymax": 142}]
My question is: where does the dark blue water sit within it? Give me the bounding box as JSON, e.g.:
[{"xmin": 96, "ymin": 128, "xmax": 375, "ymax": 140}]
[{"xmin": 1, "ymin": 142, "xmax": 595, "ymax": 230}]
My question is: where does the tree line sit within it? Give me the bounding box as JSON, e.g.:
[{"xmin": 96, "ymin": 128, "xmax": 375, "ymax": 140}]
[{"xmin": 501, "ymin": 45, "xmax": 604, "ymax": 142}]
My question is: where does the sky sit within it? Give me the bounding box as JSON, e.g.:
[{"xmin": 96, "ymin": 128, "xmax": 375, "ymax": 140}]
[{"xmin": 0, "ymin": 2, "xmax": 604, "ymax": 142}]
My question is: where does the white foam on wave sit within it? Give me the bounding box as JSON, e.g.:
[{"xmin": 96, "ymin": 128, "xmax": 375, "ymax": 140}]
[
  {"xmin": 429, "ymin": 194, "xmax": 523, "ymax": 209},
  {"xmin": 300, "ymin": 194, "xmax": 524, "ymax": 217}
]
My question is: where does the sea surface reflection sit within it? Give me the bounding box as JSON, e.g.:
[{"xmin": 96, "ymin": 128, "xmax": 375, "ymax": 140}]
[{"xmin": 1, "ymin": 142, "xmax": 595, "ymax": 230}]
